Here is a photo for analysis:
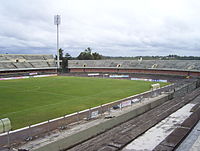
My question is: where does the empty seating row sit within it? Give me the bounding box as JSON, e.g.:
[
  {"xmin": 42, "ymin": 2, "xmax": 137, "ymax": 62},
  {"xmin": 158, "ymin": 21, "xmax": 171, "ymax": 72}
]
[
  {"xmin": 0, "ymin": 54, "xmax": 56, "ymax": 70},
  {"xmin": 68, "ymin": 60, "xmax": 200, "ymax": 71}
]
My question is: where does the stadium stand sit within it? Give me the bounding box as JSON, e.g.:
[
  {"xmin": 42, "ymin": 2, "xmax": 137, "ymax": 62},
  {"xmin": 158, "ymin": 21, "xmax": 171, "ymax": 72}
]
[
  {"xmin": 68, "ymin": 60, "xmax": 200, "ymax": 77},
  {"xmin": 0, "ymin": 54, "xmax": 57, "ymax": 77},
  {"xmin": 68, "ymin": 60, "xmax": 200, "ymax": 71}
]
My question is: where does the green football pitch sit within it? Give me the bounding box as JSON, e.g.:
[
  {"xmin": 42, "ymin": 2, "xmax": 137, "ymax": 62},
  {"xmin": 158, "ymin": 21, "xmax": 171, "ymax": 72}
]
[{"xmin": 0, "ymin": 76, "xmax": 168, "ymax": 129}]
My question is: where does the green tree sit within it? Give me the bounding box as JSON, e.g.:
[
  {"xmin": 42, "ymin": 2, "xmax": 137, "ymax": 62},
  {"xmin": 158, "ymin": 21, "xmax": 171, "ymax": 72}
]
[
  {"xmin": 61, "ymin": 57, "xmax": 68, "ymax": 72},
  {"xmin": 85, "ymin": 47, "xmax": 92, "ymax": 53},
  {"xmin": 55, "ymin": 48, "xmax": 72, "ymax": 72},
  {"xmin": 77, "ymin": 47, "xmax": 102, "ymax": 60},
  {"xmin": 55, "ymin": 48, "xmax": 64, "ymax": 60},
  {"xmin": 77, "ymin": 47, "xmax": 94, "ymax": 60},
  {"xmin": 92, "ymin": 52, "xmax": 102, "ymax": 60},
  {"xmin": 59, "ymin": 48, "xmax": 64, "ymax": 60},
  {"xmin": 65, "ymin": 53, "xmax": 72, "ymax": 60}
]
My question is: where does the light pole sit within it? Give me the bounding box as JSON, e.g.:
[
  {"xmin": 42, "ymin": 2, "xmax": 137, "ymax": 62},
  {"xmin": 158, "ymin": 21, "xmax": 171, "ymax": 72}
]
[{"xmin": 54, "ymin": 15, "xmax": 61, "ymax": 69}]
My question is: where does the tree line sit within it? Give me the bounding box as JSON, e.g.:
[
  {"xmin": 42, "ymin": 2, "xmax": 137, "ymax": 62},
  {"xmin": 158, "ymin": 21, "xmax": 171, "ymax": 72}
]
[
  {"xmin": 55, "ymin": 47, "xmax": 103, "ymax": 72},
  {"xmin": 56, "ymin": 47, "xmax": 102, "ymax": 61},
  {"xmin": 56, "ymin": 48, "xmax": 200, "ymax": 72},
  {"xmin": 57, "ymin": 48, "xmax": 200, "ymax": 61}
]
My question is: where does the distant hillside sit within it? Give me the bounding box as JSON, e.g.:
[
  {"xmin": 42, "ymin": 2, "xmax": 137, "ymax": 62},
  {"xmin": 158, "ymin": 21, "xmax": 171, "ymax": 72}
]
[{"xmin": 102, "ymin": 55, "xmax": 200, "ymax": 60}]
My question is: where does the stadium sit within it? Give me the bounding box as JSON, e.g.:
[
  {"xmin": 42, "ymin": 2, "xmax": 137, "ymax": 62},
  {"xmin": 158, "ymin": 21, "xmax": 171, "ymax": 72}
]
[{"xmin": 0, "ymin": 54, "xmax": 200, "ymax": 151}]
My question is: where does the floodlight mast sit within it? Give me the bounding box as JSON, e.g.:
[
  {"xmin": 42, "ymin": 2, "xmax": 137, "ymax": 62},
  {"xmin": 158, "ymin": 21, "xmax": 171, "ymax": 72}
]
[{"xmin": 54, "ymin": 15, "xmax": 61, "ymax": 69}]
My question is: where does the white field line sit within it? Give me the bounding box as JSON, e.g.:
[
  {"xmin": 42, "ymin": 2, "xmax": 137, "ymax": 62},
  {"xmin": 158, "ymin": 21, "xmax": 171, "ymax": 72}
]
[
  {"xmin": 0, "ymin": 74, "xmax": 57, "ymax": 81},
  {"xmin": 49, "ymin": 117, "xmax": 64, "ymax": 122},
  {"xmin": 0, "ymin": 83, "xmax": 174, "ymax": 136}
]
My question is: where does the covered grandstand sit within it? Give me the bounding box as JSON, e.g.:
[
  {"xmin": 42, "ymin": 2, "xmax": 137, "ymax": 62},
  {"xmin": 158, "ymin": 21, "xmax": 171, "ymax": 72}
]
[{"xmin": 0, "ymin": 54, "xmax": 57, "ymax": 77}]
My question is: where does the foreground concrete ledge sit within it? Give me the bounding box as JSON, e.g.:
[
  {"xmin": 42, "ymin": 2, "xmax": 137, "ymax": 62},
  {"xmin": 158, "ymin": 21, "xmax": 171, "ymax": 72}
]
[
  {"xmin": 19, "ymin": 93, "xmax": 170, "ymax": 151},
  {"xmin": 154, "ymin": 102, "xmax": 200, "ymax": 151}
]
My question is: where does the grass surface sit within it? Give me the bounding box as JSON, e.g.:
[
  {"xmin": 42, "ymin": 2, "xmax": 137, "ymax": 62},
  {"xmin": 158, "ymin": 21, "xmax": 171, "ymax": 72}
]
[{"xmin": 0, "ymin": 76, "xmax": 168, "ymax": 129}]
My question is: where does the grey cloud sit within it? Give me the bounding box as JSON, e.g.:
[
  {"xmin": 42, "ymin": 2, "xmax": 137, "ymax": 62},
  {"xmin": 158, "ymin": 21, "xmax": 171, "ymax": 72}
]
[{"xmin": 0, "ymin": 0, "xmax": 200, "ymax": 56}]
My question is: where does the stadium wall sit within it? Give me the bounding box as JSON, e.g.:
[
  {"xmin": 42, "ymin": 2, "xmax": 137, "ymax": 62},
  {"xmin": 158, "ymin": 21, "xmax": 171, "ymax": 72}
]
[
  {"xmin": 0, "ymin": 68, "xmax": 57, "ymax": 78},
  {"xmin": 69, "ymin": 67, "xmax": 200, "ymax": 77},
  {"xmin": 68, "ymin": 60, "xmax": 200, "ymax": 77},
  {"xmin": 33, "ymin": 94, "xmax": 170, "ymax": 151}
]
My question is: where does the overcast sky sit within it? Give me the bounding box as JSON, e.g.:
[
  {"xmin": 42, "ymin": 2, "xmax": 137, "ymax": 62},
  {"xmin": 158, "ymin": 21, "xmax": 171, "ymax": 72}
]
[{"xmin": 0, "ymin": 0, "xmax": 200, "ymax": 57}]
